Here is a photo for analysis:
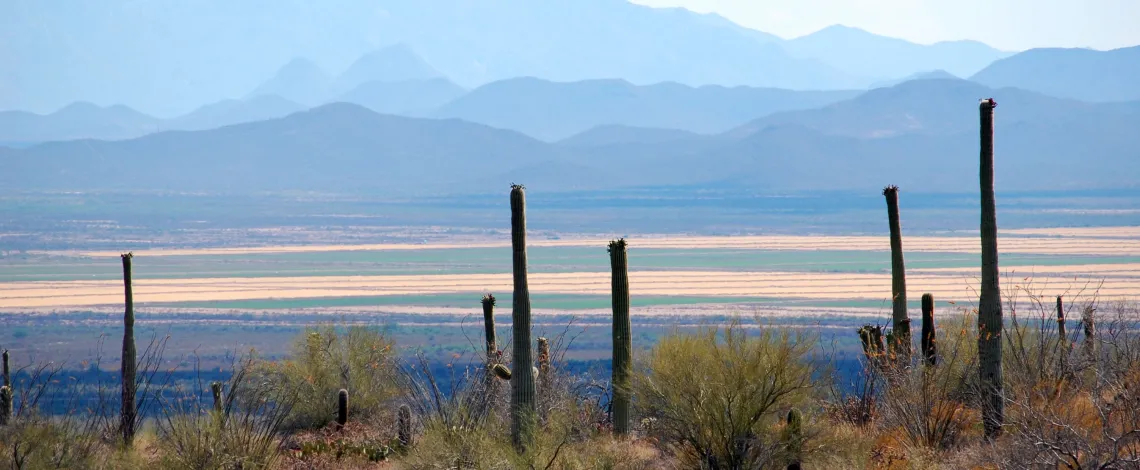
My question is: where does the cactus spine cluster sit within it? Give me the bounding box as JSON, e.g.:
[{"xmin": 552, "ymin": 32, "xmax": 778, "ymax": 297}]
[
  {"xmin": 509, "ymin": 184, "xmax": 536, "ymax": 452},
  {"xmin": 397, "ymin": 404, "xmax": 413, "ymax": 447},
  {"xmin": 609, "ymin": 238, "xmax": 632, "ymax": 436},
  {"xmin": 337, "ymin": 388, "xmax": 349, "ymax": 430},
  {"xmin": 977, "ymin": 98, "xmax": 1004, "ymax": 439},
  {"xmin": 883, "ymin": 185, "xmax": 911, "ymax": 360},
  {"xmin": 921, "ymin": 293, "xmax": 937, "ymax": 367},
  {"xmin": 120, "ymin": 252, "xmax": 138, "ymax": 446}
]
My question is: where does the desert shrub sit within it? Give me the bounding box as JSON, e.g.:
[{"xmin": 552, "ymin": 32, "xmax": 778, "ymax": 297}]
[
  {"xmin": 633, "ymin": 320, "xmax": 818, "ymax": 469},
  {"xmin": 258, "ymin": 323, "xmax": 399, "ymax": 430},
  {"xmin": 0, "ymin": 350, "xmax": 145, "ymax": 469},
  {"xmin": 156, "ymin": 353, "xmax": 297, "ymax": 470},
  {"xmin": 875, "ymin": 311, "xmax": 981, "ymax": 452},
  {"xmin": 1001, "ymin": 301, "xmax": 1140, "ymax": 468}
]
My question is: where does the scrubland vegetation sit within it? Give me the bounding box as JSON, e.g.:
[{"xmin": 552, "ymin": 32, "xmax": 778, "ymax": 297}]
[{"xmin": 1, "ymin": 101, "xmax": 1138, "ymax": 469}]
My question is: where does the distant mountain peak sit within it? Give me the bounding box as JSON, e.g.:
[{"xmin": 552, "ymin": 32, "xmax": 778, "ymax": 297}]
[{"xmin": 335, "ymin": 44, "xmax": 443, "ymax": 92}]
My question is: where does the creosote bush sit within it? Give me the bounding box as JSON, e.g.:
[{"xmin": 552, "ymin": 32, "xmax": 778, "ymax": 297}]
[
  {"xmin": 257, "ymin": 323, "xmax": 398, "ymax": 431},
  {"xmin": 633, "ymin": 320, "xmax": 819, "ymax": 469}
]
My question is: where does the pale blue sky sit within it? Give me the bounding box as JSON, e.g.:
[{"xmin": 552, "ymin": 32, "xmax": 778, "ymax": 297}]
[{"xmin": 633, "ymin": 0, "xmax": 1140, "ymax": 51}]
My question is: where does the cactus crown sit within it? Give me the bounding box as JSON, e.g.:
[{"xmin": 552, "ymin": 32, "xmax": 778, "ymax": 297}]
[
  {"xmin": 510, "ymin": 183, "xmax": 526, "ymax": 191},
  {"xmin": 481, "ymin": 293, "xmax": 496, "ymax": 306},
  {"xmin": 607, "ymin": 238, "xmax": 628, "ymax": 253},
  {"xmin": 121, "ymin": 251, "xmax": 133, "ymax": 261},
  {"xmin": 882, "ymin": 185, "xmax": 899, "ymax": 196}
]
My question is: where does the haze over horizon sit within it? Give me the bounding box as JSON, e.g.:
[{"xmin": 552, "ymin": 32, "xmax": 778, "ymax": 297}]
[{"xmin": 635, "ymin": 0, "xmax": 1140, "ymax": 51}]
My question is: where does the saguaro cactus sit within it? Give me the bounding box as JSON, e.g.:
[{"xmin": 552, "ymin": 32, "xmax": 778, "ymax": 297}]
[
  {"xmin": 883, "ymin": 185, "xmax": 911, "ymax": 360},
  {"xmin": 482, "ymin": 294, "xmax": 498, "ymax": 392},
  {"xmin": 337, "ymin": 388, "xmax": 349, "ymax": 430},
  {"xmin": 784, "ymin": 408, "xmax": 804, "ymax": 470},
  {"xmin": 1, "ymin": 350, "xmax": 9, "ymax": 426},
  {"xmin": 609, "ymin": 238, "xmax": 632, "ymax": 436},
  {"xmin": 1082, "ymin": 306, "xmax": 1097, "ymax": 365},
  {"xmin": 977, "ymin": 98, "xmax": 1004, "ymax": 439},
  {"xmin": 0, "ymin": 386, "xmax": 10, "ymax": 426},
  {"xmin": 211, "ymin": 381, "xmax": 224, "ymax": 414},
  {"xmin": 509, "ymin": 184, "xmax": 536, "ymax": 452},
  {"xmin": 120, "ymin": 252, "xmax": 138, "ymax": 446},
  {"xmin": 397, "ymin": 404, "xmax": 413, "ymax": 447},
  {"xmin": 921, "ymin": 293, "xmax": 937, "ymax": 367},
  {"xmin": 3, "ymin": 349, "xmax": 9, "ymax": 388},
  {"xmin": 1056, "ymin": 296, "xmax": 1066, "ymax": 340},
  {"xmin": 482, "ymin": 294, "xmax": 497, "ymax": 365},
  {"xmin": 537, "ymin": 337, "xmax": 551, "ymax": 407}
]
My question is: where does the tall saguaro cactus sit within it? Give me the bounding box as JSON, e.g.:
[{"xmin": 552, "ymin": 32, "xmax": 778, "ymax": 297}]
[
  {"xmin": 921, "ymin": 293, "xmax": 937, "ymax": 367},
  {"xmin": 1056, "ymin": 296, "xmax": 1066, "ymax": 340},
  {"xmin": 482, "ymin": 294, "xmax": 498, "ymax": 387},
  {"xmin": 1, "ymin": 350, "xmax": 9, "ymax": 426},
  {"xmin": 609, "ymin": 239, "xmax": 632, "ymax": 436},
  {"xmin": 509, "ymin": 184, "xmax": 536, "ymax": 452},
  {"xmin": 977, "ymin": 98, "xmax": 1004, "ymax": 439},
  {"xmin": 883, "ymin": 185, "xmax": 911, "ymax": 360},
  {"xmin": 482, "ymin": 294, "xmax": 497, "ymax": 361},
  {"xmin": 120, "ymin": 252, "xmax": 138, "ymax": 446}
]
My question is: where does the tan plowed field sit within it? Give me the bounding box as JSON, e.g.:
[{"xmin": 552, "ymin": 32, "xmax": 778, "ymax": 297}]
[{"xmin": 0, "ymin": 268, "xmax": 1127, "ymax": 309}]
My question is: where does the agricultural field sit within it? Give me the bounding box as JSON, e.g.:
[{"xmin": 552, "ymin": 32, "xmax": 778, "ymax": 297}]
[{"xmin": 1, "ymin": 226, "xmax": 1135, "ymax": 369}]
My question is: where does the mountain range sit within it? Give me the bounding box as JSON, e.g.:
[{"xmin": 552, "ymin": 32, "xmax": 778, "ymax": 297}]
[
  {"xmin": 0, "ymin": 79, "xmax": 859, "ymax": 143},
  {"xmin": 0, "ymin": 96, "xmax": 306, "ymax": 143},
  {"xmin": 970, "ymin": 45, "xmax": 1140, "ymax": 102},
  {"xmin": 4, "ymin": 79, "xmax": 1137, "ymax": 196},
  {"xmin": 1, "ymin": 0, "xmax": 1022, "ymax": 116}
]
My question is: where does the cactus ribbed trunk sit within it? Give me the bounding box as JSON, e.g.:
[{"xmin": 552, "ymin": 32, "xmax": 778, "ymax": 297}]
[
  {"xmin": 397, "ymin": 404, "xmax": 413, "ymax": 447},
  {"xmin": 1082, "ymin": 307, "xmax": 1096, "ymax": 367},
  {"xmin": 337, "ymin": 389, "xmax": 348, "ymax": 430},
  {"xmin": 1, "ymin": 350, "xmax": 9, "ymax": 426},
  {"xmin": 609, "ymin": 239, "xmax": 632, "ymax": 436},
  {"xmin": 977, "ymin": 98, "xmax": 1004, "ymax": 439},
  {"xmin": 509, "ymin": 184, "xmax": 536, "ymax": 452},
  {"xmin": 883, "ymin": 185, "xmax": 911, "ymax": 360},
  {"xmin": 120, "ymin": 252, "xmax": 138, "ymax": 446},
  {"xmin": 921, "ymin": 293, "xmax": 936, "ymax": 367},
  {"xmin": 1056, "ymin": 296, "xmax": 1066, "ymax": 340},
  {"xmin": 537, "ymin": 336, "xmax": 551, "ymax": 415},
  {"xmin": 0, "ymin": 386, "xmax": 10, "ymax": 426},
  {"xmin": 211, "ymin": 382, "xmax": 223, "ymax": 414},
  {"xmin": 784, "ymin": 408, "xmax": 804, "ymax": 469},
  {"xmin": 482, "ymin": 294, "xmax": 497, "ymax": 384}
]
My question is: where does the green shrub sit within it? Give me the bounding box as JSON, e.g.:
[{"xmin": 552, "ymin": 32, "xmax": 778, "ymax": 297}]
[
  {"xmin": 633, "ymin": 320, "xmax": 818, "ymax": 469},
  {"xmin": 258, "ymin": 324, "xmax": 399, "ymax": 431}
]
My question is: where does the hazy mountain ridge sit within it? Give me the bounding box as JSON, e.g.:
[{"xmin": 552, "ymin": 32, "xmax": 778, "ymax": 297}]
[
  {"xmin": 0, "ymin": 0, "xmax": 1022, "ymax": 115},
  {"xmin": 433, "ymin": 78, "xmax": 862, "ymax": 140},
  {"xmin": 4, "ymin": 80, "xmax": 1138, "ymax": 195},
  {"xmin": 0, "ymin": 96, "xmax": 309, "ymax": 143},
  {"xmin": 970, "ymin": 45, "xmax": 1140, "ymax": 102},
  {"xmin": 782, "ymin": 25, "xmax": 1012, "ymax": 79}
]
